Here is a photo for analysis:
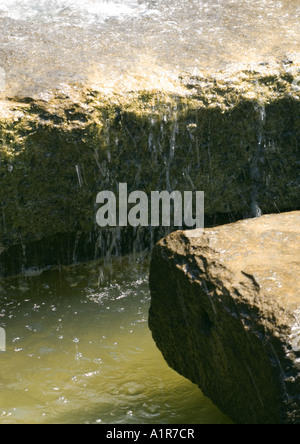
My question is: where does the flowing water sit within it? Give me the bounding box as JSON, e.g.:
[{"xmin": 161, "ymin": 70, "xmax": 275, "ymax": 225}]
[
  {"xmin": 0, "ymin": 0, "xmax": 299, "ymax": 96},
  {"xmin": 0, "ymin": 257, "xmax": 231, "ymax": 424},
  {"xmin": 0, "ymin": 0, "xmax": 299, "ymax": 425}
]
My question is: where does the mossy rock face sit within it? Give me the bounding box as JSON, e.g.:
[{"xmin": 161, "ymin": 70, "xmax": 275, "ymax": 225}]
[{"xmin": 0, "ymin": 60, "xmax": 299, "ymax": 276}]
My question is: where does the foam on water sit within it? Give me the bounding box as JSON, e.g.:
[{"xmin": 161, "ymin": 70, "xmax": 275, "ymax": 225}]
[{"xmin": 0, "ymin": 259, "xmax": 232, "ymax": 424}]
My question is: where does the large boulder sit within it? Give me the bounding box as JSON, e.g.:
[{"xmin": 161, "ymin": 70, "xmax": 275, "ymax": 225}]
[
  {"xmin": 0, "ymin": 59, "xmax": 300, "ymax": 276},
  {"xmin": 149, "ymin": 211, "xmax": 300, "ymax": 424}
]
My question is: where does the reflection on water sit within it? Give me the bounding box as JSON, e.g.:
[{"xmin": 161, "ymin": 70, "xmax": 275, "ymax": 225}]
[
  {"xmin": 0, "ymin": 0, "xmax": 151, "ymax": 23},
  {"xmin": 0, "ymin": 0, "xmax": 299, "ymax": 96},
  {"xmin": 0, "ymin": 257, "xmax": 232, "ymax": 424}
]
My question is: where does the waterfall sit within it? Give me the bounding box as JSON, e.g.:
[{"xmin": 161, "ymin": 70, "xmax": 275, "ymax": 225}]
[{"xmin": 250, "ymin": 103, "xmax": 266, "ymax": 218}]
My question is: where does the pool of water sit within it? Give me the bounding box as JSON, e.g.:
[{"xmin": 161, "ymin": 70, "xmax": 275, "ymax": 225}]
[
  {"xmin": 0, "ymin": 257, "xmax": 232, "ymax": 424},
  {"xmin": 0, "ymin": 0, "xmax": 299, "ymax": 96}
]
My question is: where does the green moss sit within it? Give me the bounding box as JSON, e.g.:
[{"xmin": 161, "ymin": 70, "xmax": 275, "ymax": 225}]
[{"xmin": 0, "ymin": 60, "xmax": 299, "ymax": 275}]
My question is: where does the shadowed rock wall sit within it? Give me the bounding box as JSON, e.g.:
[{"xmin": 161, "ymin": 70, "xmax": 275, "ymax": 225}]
[{"xmin": 0, "ymin": 61, "xmax": 299, "ymax": 276}]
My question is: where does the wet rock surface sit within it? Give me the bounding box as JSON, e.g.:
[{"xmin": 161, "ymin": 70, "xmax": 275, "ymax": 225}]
[
  {"xmin": 149, "ymin": 211, "xmax": 300, "ymax": 424},
  {"xmin": 0, "ymin": 60, "xmax": 299, "ymax": 276},
  {"xmin": 0, "ymin": 0, "xmax": 299, "ymax": 98}
]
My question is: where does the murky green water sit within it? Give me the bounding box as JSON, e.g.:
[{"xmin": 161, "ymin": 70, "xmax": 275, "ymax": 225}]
[{"xmin": 0, "ymin": 256, "xmax": 231, "ymax": 424}]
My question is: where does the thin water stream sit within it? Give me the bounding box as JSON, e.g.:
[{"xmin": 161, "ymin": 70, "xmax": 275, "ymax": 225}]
[
  {"xmin": 0, "ymin": 257, "xmax": 232, "ymax": 424},
  {"xmin": 0, "ymin": 0, "xmax": 298, "ymax": 425}
]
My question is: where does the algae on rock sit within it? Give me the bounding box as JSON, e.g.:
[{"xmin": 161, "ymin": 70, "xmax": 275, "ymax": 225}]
[{"xmin": 0, "ymin": 60, "xmax": 299, "ymax": 275}]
